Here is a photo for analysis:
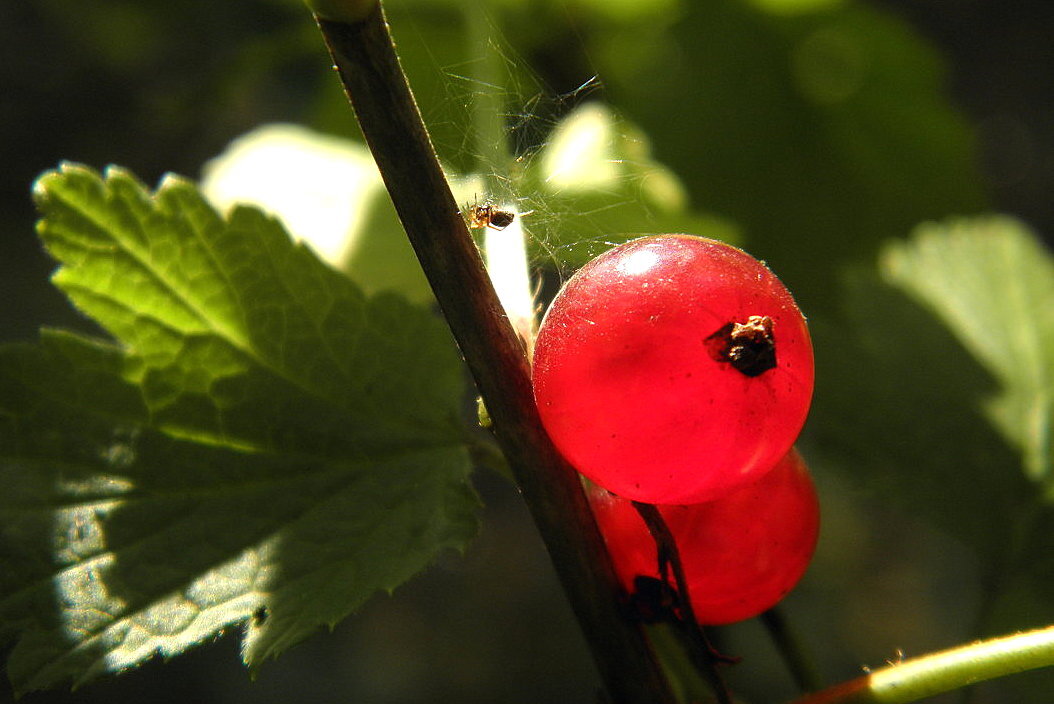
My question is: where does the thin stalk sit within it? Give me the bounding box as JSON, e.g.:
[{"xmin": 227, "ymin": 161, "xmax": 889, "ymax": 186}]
[
  {"xmin": 311, "ymin": 5, "xmax": 674, "ymax": 703},
  {"xmin": 789, "ymin": 624, "xmax": 1054, "ymax": 704},
  {"xmin": 633, "ymin": 501, "xmax": 735, "ymax": 704},
  {"xmin": 466, "ymin": 2, "xmax": 508, "ymax": 186},
  {"xmin": 648, "ymin": 622, "xmax": 716, "ymax": 703},
  {"xmin": 761, "ymin": 606, "xmax": 822, "ymax": 693}
]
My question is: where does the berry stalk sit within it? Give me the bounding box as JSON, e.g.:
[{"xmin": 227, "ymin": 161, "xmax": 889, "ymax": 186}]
[
  {"xmin": 632, "ymin": 501, "xmax": 735, "ymax": 704},
  {"xmin": 760, "ymin": 607, "xmax": 822, "ymax": 693}
]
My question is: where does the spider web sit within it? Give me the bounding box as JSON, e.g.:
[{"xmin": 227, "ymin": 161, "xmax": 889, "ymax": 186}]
[{"xmin": 392, "ymin": 3, "xmax": 688, "ymax": 282}]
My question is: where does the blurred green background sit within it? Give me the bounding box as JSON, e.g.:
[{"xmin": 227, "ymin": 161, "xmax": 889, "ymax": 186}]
[{"xmin": 2, "ymin": 0, "xmax": 1053, "ymax": 702}]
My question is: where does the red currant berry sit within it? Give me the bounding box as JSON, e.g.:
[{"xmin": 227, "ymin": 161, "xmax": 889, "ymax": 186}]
[
  {"xmin": 588, "ymin": 449, "xmax": 820, "ymax": 626},
  {"xmin": 532, "ymin": 235, "xmax": 813, "ymax": 505}
]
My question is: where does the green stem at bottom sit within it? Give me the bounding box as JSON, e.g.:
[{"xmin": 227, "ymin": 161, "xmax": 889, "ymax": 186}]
[{"xmin": 790, "ymin": 624, "xmax": 1054, "ymax": 704}]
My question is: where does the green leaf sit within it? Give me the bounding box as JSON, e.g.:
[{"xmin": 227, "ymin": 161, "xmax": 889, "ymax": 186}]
[
  {"xmin": 0, "ymin": 164, "xmax": 477, "ymax": 693},
  {"xmin": 809, "ymin": 274, "xmax": 1026, "ymax": 558},
  {"xmin": 874, "ymin": 220, "xmax": 1054, "ymax": 691},
  {"xmin": 809, "ymin": 216, "xmax": 1053, "ymax": 559},
  {"xmin": 880, "ymin": 217, "xmax": 1054, "ymax": 486}
]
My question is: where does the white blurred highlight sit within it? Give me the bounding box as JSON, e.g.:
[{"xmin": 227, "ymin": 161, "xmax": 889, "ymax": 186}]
[
  {"xmin": 483, "ymin": 209, "xmax": 537, "ymax": 354},
  {"xmin": 201, "ymin": 123, "xmax": 382, "ymax": 267}
]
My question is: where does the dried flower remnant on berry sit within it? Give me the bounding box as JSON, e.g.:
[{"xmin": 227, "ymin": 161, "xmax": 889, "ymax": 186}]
[{"xmin": 705, "ymin": 315, "xmax": 777, "ymax": 377}]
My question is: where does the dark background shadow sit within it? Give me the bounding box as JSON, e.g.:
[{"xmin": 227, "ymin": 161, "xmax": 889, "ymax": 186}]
[{"xmin": 2, "ymin": 0, "xmax": 1053, "ymax": 702}]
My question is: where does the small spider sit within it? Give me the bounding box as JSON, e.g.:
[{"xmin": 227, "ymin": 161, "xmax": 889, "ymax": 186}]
[{"xmin": 466, "ymin": 199, "xmax": 517, "ymax": 230}]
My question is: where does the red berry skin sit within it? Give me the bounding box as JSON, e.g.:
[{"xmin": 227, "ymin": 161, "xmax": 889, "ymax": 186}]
[
  {"xmin": 588, "ymin": 449, "xmax": 820, "ymax": 626},
  {"xmin": 532, "ymin": 235, "xmax": 813, "ymax": 505}
]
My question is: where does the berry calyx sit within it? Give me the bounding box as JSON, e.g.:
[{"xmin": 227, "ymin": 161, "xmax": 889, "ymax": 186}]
[
  {"xmin": 705, "ymin": 315, "xmax": 777, "ymax": 377},
  {"xmin": 532, "ymin": 235, "xmax": 814, "ymax": 505},
  {"xmin": 587, "ymin": 449, "xmax": 820, "ymax": 626}
]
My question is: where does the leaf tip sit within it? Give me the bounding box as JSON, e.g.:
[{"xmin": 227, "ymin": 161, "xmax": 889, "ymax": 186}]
[
  {"xmin": 156, "ymin": 171, "xmax": 195, "ymax": 194},
  {"xmin": 31, "ymin": 163, "xmax": 70, "ymax": 206},
  {"xmin": 32, "ymin": 161, "xmax": 105, "ymax": 209}
]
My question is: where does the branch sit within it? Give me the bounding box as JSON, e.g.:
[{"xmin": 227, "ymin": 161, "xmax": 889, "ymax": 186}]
[
  {"xmin": 790, "ymin": 624, "xmax": 1054, "ymax": 704},
  {"xmin": 309, "ymin": 4, "xmax": 675, "ymax": 702}
]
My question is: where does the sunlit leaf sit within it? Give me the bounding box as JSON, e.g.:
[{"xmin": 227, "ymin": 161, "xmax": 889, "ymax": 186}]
[
  {"xmin": 881, "ymin": 216, "xmax": 1054, "ymax": 486},
  {"xmin": 809, "ymin": 216, "xmax": 1053, "ymax": 562},
  {"xmin": 0, "ymin": 164, "xmax": 477, "ymax": 693}
]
